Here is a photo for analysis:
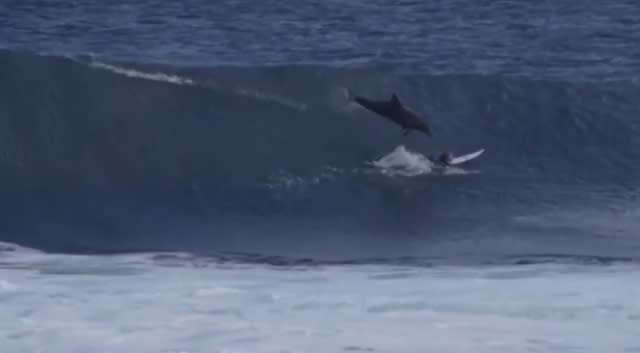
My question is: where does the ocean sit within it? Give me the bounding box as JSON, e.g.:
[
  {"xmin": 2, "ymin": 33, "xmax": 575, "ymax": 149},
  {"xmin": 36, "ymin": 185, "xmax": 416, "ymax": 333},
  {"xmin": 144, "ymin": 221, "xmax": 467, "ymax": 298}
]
[{"xmin": 1, "ymin": 0, "xmax": 640, "ymax": 352}]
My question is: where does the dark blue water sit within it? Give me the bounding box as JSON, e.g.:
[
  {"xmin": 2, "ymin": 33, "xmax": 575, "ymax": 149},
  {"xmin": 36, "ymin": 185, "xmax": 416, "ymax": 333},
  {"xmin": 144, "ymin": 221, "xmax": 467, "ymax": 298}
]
[{"xmin": 1, "ymin": 0, "xmax": 639, "ymax": 265}]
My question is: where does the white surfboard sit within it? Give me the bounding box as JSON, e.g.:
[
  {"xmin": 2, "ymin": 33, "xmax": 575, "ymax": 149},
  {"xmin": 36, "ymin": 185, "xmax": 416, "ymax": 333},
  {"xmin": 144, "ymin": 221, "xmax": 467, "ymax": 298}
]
[{"xmin": 449, "ymin": 149, "xmax": 484, "ymax": 165}]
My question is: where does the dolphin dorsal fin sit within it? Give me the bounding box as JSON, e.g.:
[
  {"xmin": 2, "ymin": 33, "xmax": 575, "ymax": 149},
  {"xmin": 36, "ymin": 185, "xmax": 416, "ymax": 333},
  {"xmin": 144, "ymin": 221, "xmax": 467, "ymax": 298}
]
[{"xmin": 391, "ymin": 93, "xmax": 401, "ymax": 106}]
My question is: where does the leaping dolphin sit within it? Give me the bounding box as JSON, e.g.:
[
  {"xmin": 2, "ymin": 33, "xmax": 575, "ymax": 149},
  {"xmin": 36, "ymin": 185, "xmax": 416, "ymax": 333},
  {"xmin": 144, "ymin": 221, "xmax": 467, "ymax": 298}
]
[{"xmin": 346, "ymin": 89, "xmax": 431, "ymax": 137}]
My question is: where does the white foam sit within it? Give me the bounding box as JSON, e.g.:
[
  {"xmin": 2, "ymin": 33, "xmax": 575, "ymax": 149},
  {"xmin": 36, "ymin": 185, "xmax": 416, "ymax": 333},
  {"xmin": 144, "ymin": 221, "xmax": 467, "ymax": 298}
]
[
  {"xmin": 80, "ymin": 58, "xmax": 311, "ymax": 111},
  {"xmin": 265, "ymin": 166, "xmax": 342, "ymax": 191},
  {"xmin": 1, "ymin": 253, "xmax": 639, "ymax": 353},
  {"xmin": 87, "ymin": 61, "xmax": 195, "ymax": 86},
  {"xmin": 0, "ymin": 279, "xmax": 17, "ymax": 292},
  {"xmin": 0, "ymin": 241, "xmax": 41, "ymax": 255},
  {"xmin": 370, "ymin": 145, "xmax": 481, "ymax": 177},
  {"xmin": 371, "ymin": 145, "xmax": 434, "ymax": 176}
]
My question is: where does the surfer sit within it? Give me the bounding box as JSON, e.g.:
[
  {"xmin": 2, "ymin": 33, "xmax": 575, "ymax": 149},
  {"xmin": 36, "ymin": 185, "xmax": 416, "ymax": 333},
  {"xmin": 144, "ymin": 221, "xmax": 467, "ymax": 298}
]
[
  {"xmin": 346, "ymin": 89, "xmax": 431, "ymax": 137},
  {"xmin": 428, "ymin": 149, "xmax": 484, "ymax": 167},
  {"xmin": 429, "ymin": 152, "xmax": 454, "ymax": 166}
]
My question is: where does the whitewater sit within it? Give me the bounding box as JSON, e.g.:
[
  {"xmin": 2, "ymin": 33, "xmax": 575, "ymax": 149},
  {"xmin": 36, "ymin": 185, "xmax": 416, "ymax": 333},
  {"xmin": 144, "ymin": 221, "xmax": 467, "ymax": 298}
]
[
  {"xmin": 2, "ymin": 244, "xmax": 640, "ymax": 353},
  {"xmin": 2, "ymin": 0, "xmax": 640, "ymax": 352}
]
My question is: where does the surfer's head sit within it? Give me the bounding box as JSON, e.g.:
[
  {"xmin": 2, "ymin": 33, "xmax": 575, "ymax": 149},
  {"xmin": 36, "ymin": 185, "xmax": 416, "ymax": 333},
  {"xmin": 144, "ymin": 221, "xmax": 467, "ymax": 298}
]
[{"xmin": 439, "ymin": 152, "xmax": 453, "ymax": 165}]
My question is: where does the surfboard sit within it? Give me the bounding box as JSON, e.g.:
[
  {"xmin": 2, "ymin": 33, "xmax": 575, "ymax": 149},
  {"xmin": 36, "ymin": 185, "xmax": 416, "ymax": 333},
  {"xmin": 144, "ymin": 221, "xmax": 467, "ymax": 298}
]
[{"xmin": 449, "ymin": 149, "xmax": 484, "ymax": 166}]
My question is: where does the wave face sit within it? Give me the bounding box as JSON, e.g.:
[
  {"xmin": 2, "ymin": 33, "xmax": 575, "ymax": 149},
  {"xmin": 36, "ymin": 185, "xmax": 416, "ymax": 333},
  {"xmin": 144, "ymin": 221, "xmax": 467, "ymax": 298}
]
[{"xmin": 1, "ymin": 49, "xmax": 639, "ymax": 263}]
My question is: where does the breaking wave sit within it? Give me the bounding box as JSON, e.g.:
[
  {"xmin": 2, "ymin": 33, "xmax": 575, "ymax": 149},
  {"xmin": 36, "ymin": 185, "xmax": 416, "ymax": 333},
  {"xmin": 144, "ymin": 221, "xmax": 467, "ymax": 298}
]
[{"xmin": 1, "ymin": 49, "xmax": 639, "ymax": 263}]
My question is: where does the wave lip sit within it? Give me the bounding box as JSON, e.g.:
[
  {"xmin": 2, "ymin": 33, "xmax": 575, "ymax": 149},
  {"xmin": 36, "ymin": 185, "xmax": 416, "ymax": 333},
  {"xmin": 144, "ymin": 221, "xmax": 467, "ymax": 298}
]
[{"xmin": 85, "ymin": 59, "xmax": 196, "ymax": 86}]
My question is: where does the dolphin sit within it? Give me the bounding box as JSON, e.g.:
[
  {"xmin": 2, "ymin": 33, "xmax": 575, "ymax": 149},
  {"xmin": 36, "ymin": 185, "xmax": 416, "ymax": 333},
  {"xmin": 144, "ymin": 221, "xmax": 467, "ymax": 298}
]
[{"xmin": 346, "ymin": 89, "xmax": 431, "ymax": 137}]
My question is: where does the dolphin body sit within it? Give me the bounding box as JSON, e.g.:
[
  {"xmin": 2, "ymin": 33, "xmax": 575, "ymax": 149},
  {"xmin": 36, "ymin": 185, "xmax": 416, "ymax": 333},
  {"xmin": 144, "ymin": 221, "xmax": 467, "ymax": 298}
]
[{"xmin": 347, "ymin": 89, "xmax": 431, "ymax": 137}]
